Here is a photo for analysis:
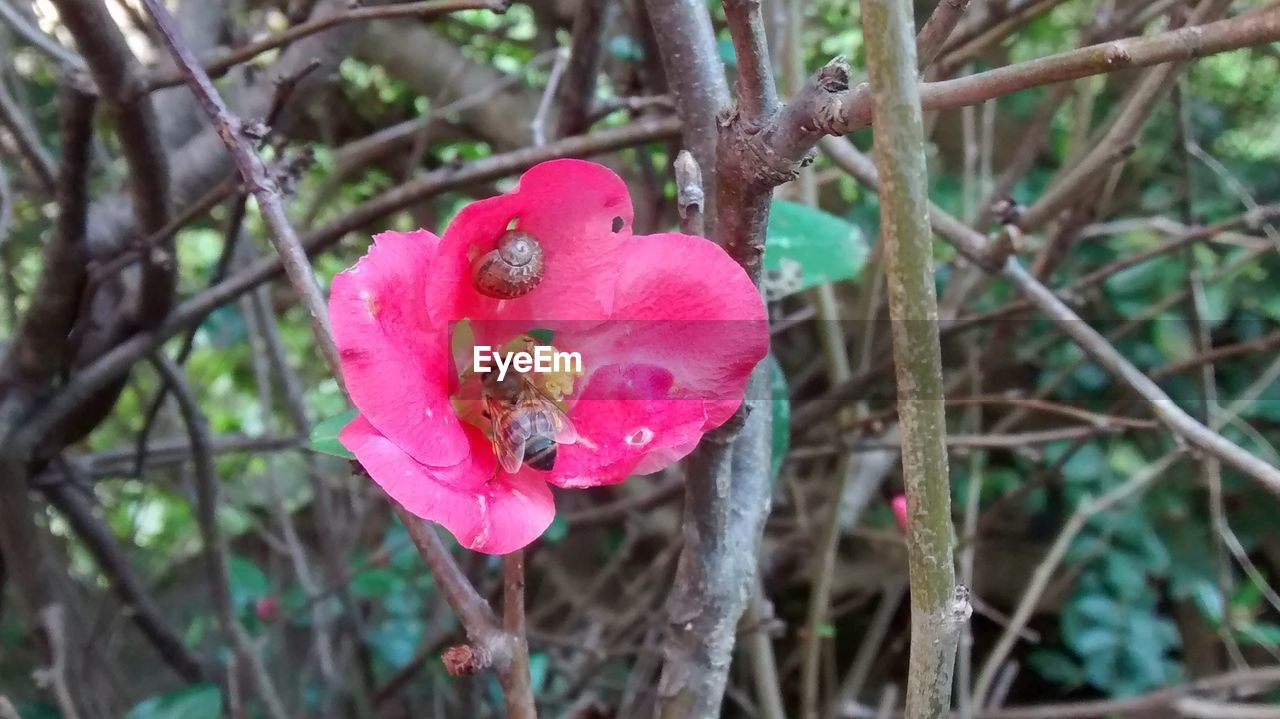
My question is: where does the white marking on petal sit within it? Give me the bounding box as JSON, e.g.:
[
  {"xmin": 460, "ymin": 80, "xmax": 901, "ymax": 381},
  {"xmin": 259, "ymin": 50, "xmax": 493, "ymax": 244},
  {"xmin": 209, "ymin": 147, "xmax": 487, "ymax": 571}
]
[
  {"xmin": 360, "ymin": 289, "xmax": 378, "ymax": 317},
  {"xmin": 625, "ymin": 427, "xmax": 654, "ymax": 447},
  {"xmin": 470, "ymin": 495, "xmax": 491, "ymax": 549}
]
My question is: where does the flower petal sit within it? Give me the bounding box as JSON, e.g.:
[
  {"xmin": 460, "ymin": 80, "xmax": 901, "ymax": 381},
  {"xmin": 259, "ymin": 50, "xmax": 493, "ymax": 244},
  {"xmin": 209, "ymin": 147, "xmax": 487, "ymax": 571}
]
[
  {"xmin": 330, "ymin": 229, "xmax": 467, "ymax": 467},
  {"xmin": 342, "ymin": 415, "xmax": 555, "ymax": 555},
  {"xmin": 548, "ymin": 364, "xmax": 707, "ymax": 488},
  {"xmin": 444, "ymin": 159, "xmax": 635, "ymax": 331},
  {"xmin": 559, "ymin": 232, "xmax": 768, "ymax": 431}
]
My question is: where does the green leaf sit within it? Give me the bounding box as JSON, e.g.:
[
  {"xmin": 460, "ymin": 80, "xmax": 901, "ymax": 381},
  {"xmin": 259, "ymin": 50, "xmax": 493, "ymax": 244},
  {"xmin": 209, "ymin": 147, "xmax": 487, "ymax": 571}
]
[
  {"xmin": 763, "ymin": 199, "xmax": 868, "ymax": 300},
  {"xmin": 1237, "ymin": 621, "xmax": 1280, "ymax": 647},
  {"xmin": 769, "ymin": 355, "xmax": 790, "ymax": 480},
  {"xmin": 527, "ymin": 328, "xmax": 555, "ymax": 344},
  {"xmin": 227, "ymin": 554, "xmax": 269, "ymax": 609},
  {"xmin": 14, "ymin": 703, "xmax": 61, "ymax": 719},
  {"xmin": 529, "ymin": 652, "xmax": 551, "ymax": 694},
  {"xmin": 124, "ymin": 684, "xmax": 223, "ymax": 719},
  {"xmin": 1190, "ymin": 579, "xmax": 1225, "ymax": 625},
  {"xmin": 368, "ymin": 618, "xmax": 424, "ymax": 667},
  {"xmin": 310, "ymin": 409, "xmax": 357, "ymax": 459},
  {"xmin": 717, "ymin": 35, "xmax": 737, "ymax": 68},
  {"xmin": 607, "ymin": 35, "xmax": 645, "ymax": 62},
  {"xmin": 352, "ymin": 568, "xmax": 401, "ymax": 599},
  {"xmin": 1028, "ymin": 650, "xmax": 1084, "ymax": 688},
  {"xmin": 541, "ymin": 514, "xmax": 568, "ymax": 543},
  {"xmin": 1068, "ymin": 625, "xmax": 1119, "ymax": 656}
]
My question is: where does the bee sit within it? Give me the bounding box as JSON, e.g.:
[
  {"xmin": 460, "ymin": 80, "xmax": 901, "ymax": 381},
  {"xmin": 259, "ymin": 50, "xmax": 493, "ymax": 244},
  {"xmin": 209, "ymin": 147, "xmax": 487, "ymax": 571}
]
[{"xmin": 481, "ymin": 368, "xmax": 578, "ymax": 473}]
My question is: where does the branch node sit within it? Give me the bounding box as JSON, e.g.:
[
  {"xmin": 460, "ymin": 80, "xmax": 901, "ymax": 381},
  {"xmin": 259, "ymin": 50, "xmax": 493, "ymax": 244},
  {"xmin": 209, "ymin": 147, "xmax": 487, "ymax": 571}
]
[
  {"xmin": 674, "ymin": 150, "xmax": 704, "ymax": 222},
  {"xmin": 442, "ymin": 643, "xmax": 492, "ymax": 677},
  {"xmin": 816, "ymin": 56, "xmax": 852, "ymax": 93},
  {"xmin": 720, "ymin": 114, "xmax": 809, "ymax": 188},
  {"xmin": 1103, "ymin": 42, "xmax": 1132, "ymax": 66},
  {"xmin": 949, "ymin": 585, "xmax": 973, "ymax": 624}
]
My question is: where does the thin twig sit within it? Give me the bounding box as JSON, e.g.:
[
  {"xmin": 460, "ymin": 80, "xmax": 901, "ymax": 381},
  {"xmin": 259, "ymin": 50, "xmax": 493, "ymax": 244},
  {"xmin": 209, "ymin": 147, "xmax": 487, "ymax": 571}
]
[
  {"xmin": 0, "ymin": 78, "xmax": 57, "ymax": 194},
  {"xmin": 977, "ymin": 665, "xmax": 1280, "ymax": 719},
  {"xmin": 145, "ymin": 0, "xmax": 512, "ymax": 91},
  {"xmin": 395, "ymin": 509, "xmax": 510, "ymax": 661},
  {"xmin": 34, "ymin": 606, "xmax": 81, "ymax": 719},
  {"xmin": 916, "ymin": 0, "xmax": 972, "ymax": 70},
  {"xmin": 41, "ymin": 470, "xmax": 205, "ymax": 681},
  {"xmin": 861, "ymin": 0, "xmax": 969, "ymax": 711},
  {"xmin": 151, "ymin": 354, "xmax": 290, "ymax": 719},
  {"xmin": 554, "ymin": 0, "xmax": 613, "ymax": 138},
  {"xmin": 645, "ymin": 0, "xmax": 731, "ymax": 233},
  {"xmin": 500, "ymin": 551, "xmax": 537, "ymax": 718},
  {"xmin": 8, "ymin": 82, "xmax": 93, "ymax": 387},
  {"xmin": 19, "ymin": 117, "xmax": 680, "ymax": 449},
  {"xmin": 531, "ymin": 48, "xmax": 570, "ymax": 147},
  {"xmin": 0, "ymin": 0, "xmax": 84, "ymax": 67},
  {"xmin": 52, "ymin": 0, "xmax": 174, "ymax": 325},
  {"xmin": 142, "ymin": 0, "xmax": 344, "ymax": 382},
  {"xmin": 970, "ymin": 453, "xmax": 1179, "ymax": 708},
  {"xmin": 652, "ymin": 6, "xmax": 779, "ymax": 712},
  {"xmin": 822, "ymin": 136, "xmax": 1280, "ymax": 495}
]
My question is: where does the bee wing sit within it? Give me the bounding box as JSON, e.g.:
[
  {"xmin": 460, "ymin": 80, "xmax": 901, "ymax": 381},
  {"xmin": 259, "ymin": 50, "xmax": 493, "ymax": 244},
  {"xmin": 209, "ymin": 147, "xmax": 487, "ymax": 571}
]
[
  {"xmin": 543, "ymin": 401, "xmax": 579, "ymax": 445},
  {"xmin": 486, "ymin": 398, "xmax": 528, "ymax": 474},
  {"xmin": 494, "ymin": 437, "xmax": 527, "ymax": 474}
]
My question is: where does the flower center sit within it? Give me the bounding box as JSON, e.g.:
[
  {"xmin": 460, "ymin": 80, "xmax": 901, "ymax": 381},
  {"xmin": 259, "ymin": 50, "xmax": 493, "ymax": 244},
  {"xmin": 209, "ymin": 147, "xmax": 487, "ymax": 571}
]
[{"xmin": 449, "ymin": 323, "xmax": 584, "ymax": 445}]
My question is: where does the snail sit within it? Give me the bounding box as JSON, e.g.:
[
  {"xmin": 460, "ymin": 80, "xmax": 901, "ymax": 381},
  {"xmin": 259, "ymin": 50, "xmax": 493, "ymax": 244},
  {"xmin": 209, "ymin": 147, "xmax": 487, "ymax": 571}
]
[{"xmin": 472, "ymin": 230, "xmax": 545, "ymax": 299}]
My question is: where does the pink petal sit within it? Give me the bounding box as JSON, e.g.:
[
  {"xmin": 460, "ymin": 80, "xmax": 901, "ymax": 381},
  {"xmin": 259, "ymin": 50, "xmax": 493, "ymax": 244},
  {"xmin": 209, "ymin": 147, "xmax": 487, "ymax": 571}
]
[
  {"xmin": 342, "ymin": 415, "xmax": 555, "ymax": 555},
  {"xmin": 330, "ymin": 230, "xmax": 468, "ymax": 467},
  {"xmin": 444, "ymin": 159, "xmax": 635, "ymax": 331},
  {"xmin": 548, "ymin": 364, "xmax": 708, "ymax": 488},
  {"xmin": 891, "ymin": 495, "xmax": 909, "ymax": 531},
  {"xmin": 558, "ymin": 232, "xmax": 768, "ymax": 431}
]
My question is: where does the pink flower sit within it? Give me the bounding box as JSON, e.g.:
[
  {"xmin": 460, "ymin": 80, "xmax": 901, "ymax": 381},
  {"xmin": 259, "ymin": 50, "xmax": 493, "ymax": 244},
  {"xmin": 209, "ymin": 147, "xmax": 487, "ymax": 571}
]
[
  {"xmin": 255, "ymin": 596, "xmax": 279, "ymax": 622},
  {"xmin": 891, "ymin": 495, "xmax": 909, "ymax": 531},
  {"xmin": 330, "ymin": 160, "xmax": 768, "ymax": 554}
]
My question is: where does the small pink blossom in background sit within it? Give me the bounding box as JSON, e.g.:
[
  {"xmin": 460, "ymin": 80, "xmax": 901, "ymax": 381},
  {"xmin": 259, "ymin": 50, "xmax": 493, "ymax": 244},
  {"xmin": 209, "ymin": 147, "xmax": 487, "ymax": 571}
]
[
  {"xmin": 891, "ymin": 495, "xmax": 909, "ymax": 531},
  {"xmin": 255, "ymin": 596, "xmax": 279, "ymax": 622},
  {"xmin": 330, "ymin": 160, "xmax": 768, "ymax": 554}
]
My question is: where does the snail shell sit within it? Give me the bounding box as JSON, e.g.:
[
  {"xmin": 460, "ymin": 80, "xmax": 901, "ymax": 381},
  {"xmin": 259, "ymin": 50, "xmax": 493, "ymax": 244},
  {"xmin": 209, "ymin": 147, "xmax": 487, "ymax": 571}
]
[{"xmin": 472, "ymin": 230, "xmax": 545, "ymax": 299}]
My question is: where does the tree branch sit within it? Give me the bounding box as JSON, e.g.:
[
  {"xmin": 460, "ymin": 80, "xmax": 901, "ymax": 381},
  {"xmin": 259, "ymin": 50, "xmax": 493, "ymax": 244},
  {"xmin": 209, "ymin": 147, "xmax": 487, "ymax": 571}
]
[
  {"xmin": 860, "ymin": 0, "xmax": 967, "ymax": 715},
  {"xmin": 822, "ymin": 137, "xmax": 1280, "ymax": 495},
  {"xmin": 644, "ymin": 0, "xmax": 730, "ymax": 233},
  {"xmin": 151, "ymin": 354, "xmax": 289, "ymax": 719},
  {"xmin": 723, "ymin": 0, "xmax": 778, "ymax": 119},
  {"xmin": 501, "ymin": 551, "xmax": 537, "ymax": 719},
  {"xmin": 51, "ymin": 0, "xmax": 174, "ymax": 325},
  {"xmin": 0, "ymin": 79, "xmax": 57, "ymax": 194},
  {"xmin": 7, "ymin": 81, "xmax": 93, "ymax": 388},
  {"xmin": 146, "ymin": 0, "xmax": 510, "ymax": 92},
  {"xmin": 653, "ymin": 3, "xmax": 779, "ymax": 714},
  {"xmin": 142, "ymin": 0, "xmax": 344, "ymax": 382},
  {"xmin": 396, "ymin": 510, "xmax": 517, "ymax": 669},
  {"xmin": 1017, "ymin": 0, "xmax": 1234, "ymax": 231},
  {"xmin": 40, "ymin": 469, "xmax": 206, "ymax": 682},
  {"xmin": 18, "ymin": 117, "xmax": 679, "ymax": 453},
  {"xmin": 0, "ymin": 0, "xmax": 84, "ymax": 68},
  {"xmin": 915, "ymin": 0, "xmax": 973, "ymax": 71},
  {"xmin": 782, "ymin": 4, "xmax": 1280, "ymax": 140},
  {"xmin": 554, "ymin": 0, "xmax": 613, "ymax": 138}
]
